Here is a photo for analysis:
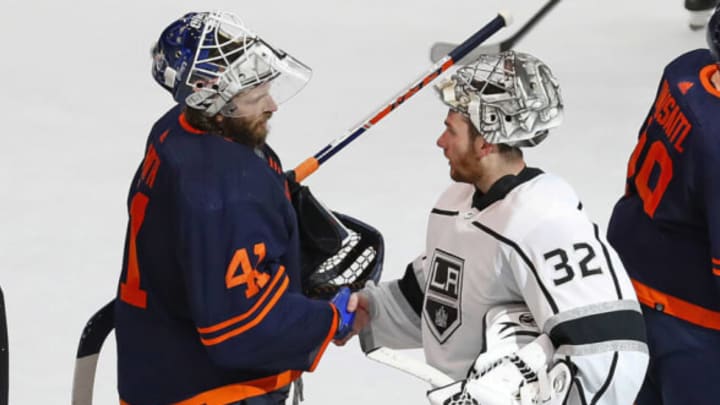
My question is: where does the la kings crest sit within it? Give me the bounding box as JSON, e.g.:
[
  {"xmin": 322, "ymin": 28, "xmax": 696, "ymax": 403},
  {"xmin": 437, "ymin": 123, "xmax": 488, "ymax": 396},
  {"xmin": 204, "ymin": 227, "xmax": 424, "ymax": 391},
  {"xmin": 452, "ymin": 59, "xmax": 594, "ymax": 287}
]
[{"xmin": 424, "ymin": 249, "xmax": 464, "ymax": 343}]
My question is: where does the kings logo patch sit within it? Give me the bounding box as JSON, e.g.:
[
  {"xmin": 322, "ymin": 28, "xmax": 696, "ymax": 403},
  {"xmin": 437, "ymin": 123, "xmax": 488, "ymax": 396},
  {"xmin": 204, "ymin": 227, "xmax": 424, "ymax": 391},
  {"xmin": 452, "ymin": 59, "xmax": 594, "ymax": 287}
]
[{"xmin": 424, "ymin": 249, "xmax": 464, "ymax": 343}]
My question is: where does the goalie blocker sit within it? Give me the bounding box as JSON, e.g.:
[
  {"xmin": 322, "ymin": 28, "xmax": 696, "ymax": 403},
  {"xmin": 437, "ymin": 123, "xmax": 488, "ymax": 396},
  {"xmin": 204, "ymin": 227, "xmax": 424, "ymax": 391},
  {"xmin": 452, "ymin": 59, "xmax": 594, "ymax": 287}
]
[{"xmin": 290, "ymin": 181, "xmax": 384, "ymax": 299}]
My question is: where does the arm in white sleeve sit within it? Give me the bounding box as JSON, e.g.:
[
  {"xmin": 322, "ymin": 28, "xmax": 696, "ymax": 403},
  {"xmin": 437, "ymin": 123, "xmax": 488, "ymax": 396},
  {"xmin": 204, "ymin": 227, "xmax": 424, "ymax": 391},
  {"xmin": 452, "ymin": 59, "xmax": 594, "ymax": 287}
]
[
  {"xmin": 508, "ymin": 215, "xmax": 649, "ymax": 405},
  {"xmin": 359, "ymin": 255, "xmax": 426, "ymax": 352}
]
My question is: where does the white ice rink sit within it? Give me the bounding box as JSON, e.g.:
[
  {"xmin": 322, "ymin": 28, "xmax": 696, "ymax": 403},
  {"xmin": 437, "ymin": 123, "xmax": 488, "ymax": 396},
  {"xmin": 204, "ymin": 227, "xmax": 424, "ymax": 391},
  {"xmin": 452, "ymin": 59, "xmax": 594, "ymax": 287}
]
[{"xmin": 0, "ymin": 0, "xmax": 710, "ymax": 403}]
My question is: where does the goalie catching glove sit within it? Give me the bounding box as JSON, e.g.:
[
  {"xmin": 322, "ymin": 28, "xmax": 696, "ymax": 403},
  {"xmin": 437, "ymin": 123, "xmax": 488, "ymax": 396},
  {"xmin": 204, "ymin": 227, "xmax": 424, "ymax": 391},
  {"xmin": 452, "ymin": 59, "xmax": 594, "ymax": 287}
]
[
  {"xmin": 290, "ymin": 182, "xmax": 384, "ymax": 299},
  {"xmin": 427, "ymin": 304, "xmax": 573, "ymax": 405}
]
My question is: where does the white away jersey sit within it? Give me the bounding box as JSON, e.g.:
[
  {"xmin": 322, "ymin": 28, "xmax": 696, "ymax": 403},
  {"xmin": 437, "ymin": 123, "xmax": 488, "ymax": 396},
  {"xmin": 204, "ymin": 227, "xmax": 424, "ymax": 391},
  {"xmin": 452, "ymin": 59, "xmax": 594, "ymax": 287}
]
[{"xmin": 361, "ymin": 169, "xmax": 648, "ymax": 405}]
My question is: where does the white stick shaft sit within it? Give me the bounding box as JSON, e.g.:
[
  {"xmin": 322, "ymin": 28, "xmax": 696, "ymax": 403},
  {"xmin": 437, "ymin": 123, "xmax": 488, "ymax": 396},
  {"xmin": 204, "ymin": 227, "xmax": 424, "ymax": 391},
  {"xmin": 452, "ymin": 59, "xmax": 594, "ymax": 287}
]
[{"xmin": 366, "ymin": 347, "xmax": 454, "ymax": 388}]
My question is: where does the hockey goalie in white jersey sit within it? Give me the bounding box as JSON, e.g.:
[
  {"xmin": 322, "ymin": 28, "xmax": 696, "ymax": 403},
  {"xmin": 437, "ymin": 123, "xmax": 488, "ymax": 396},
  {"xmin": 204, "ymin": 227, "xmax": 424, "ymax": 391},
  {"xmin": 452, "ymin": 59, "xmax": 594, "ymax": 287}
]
[{"xmin": 337, "ymin": 51, "xmax": 649, "ymax": 405}]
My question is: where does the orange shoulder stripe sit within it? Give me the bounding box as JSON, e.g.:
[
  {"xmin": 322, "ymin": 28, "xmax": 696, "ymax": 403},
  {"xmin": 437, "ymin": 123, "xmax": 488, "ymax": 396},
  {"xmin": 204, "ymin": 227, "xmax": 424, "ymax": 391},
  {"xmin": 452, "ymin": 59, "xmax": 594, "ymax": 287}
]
[
  {"xmin": 197, "ymin": 266, "xmax": 285, "ymax": 334},
  {"xmin": 200, "ymin": 275, "xmax": 289, "ymax": 346}
]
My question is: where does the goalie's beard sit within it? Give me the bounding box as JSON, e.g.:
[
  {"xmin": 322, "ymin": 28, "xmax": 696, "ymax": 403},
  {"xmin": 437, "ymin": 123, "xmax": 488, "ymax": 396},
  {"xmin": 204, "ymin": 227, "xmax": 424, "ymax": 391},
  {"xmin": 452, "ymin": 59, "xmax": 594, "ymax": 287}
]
[{"xmin": 220, "ymin": 112, "xmax": 273, "ymax": 147}]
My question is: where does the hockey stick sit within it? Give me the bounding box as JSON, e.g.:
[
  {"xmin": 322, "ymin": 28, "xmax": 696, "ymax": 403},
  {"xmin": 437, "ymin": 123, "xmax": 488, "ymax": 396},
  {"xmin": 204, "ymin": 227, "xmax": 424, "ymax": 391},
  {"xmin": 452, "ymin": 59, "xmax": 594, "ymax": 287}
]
[
  {"xmin": 429, "ymin": 0, "xmax": 562, "ymax": 63},
  {"xmin": 71, "ymin": 300, "xmax": 115, "ymax": 405},
  {"xmin": 0, "ymin": 287, "xmax": 7, "ymax": 405},
  {"xmin": 366, "ymin": 347, "xmax": 453, "ymax": 388},
  {"xmin": 291, "ymin": 11, "xmax": 512, "ymax": 182}
]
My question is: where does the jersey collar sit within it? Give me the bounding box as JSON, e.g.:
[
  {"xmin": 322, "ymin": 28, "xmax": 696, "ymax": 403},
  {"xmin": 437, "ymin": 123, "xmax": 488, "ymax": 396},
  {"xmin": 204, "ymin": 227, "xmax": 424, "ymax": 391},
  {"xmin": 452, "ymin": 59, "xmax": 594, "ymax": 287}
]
[
  {"xmin": 178, "ymin": 112, "xmax": 206, "ymax": 135},
  {"xmin": 471, "ymin": 166, "xmax": 543, "ymax": 211},
  {"xmin": 699, "ymin": 63, "xmax": 720, "ymax": 99}
]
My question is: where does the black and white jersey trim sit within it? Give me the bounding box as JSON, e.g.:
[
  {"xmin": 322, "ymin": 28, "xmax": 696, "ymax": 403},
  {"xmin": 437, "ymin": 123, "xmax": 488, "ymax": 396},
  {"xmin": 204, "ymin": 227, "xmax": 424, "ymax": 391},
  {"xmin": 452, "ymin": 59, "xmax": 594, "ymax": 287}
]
[
  {"xmin": 556, "ymin": 340, "xmax": 648, "ymax": 357},
  {"xmin": 543, "ymin": 300, "xmax": 647, "ymax": 350},
  {"xmin": 574, "ymin": 374, "xmax": 589, "ymax": 405},
  {"xmin": 593, "ymin": 223, "xmax": 622, "ymax": 300},
  {"xmin": 397, "ymin": 262, "xmax": 424, "ymax": 316},
  {"xmin": 590, "ymin": 352, "xmax": 618, "ymax": 405},
  {"xmin": 548, "ymin": 310, "xmax": 645, "ymax": 348},
  {"xmin": 543, "ymin": 300, "xmax": 641, "ymax": 332},
  {"xmin": 472, "ymin": 221, "xmax": 559, "ymax": 314},
  {"xmin": 431, "ymin": 208, "xmax": 459, "ymax": 217},
  {"xmin": 387, "ymin": 282, "xmax": 422, "ymax": 328}
]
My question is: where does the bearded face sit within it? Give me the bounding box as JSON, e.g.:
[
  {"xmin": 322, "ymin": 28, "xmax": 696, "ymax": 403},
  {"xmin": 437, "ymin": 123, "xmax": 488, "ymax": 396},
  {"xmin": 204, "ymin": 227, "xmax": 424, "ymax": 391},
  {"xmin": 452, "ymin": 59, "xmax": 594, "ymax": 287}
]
[
  {"xmin": 219, "ymin": 111, "xmax": 273, "ymax": 147},
  {"xmin": 216, "ymin": 82, "xmax": 278, "ymax": 146},
  {"xmin": 437, "ymin": 111, "xmax": 485, "ymax": 184}
]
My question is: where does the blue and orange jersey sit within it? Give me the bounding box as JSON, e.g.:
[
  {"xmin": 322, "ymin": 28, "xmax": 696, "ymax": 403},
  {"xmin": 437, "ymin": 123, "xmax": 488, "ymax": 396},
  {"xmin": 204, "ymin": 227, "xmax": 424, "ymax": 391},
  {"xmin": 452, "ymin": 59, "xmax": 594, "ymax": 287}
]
[
  {"xmin": 114, "ymin": 105, "xmax": 338, "ymax": 404},
  {"xmin": 608, "ymin": 49, "xmax": 720, "ymax": 330}
]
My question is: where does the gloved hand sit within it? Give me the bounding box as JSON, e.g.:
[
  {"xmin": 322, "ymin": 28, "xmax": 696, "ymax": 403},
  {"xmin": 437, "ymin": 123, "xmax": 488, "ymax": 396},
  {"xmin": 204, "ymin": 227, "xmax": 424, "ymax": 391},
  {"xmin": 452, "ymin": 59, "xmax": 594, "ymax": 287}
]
[{"xmin": 330, "ymin": 287, "xmax": 356, "ymax": 340}]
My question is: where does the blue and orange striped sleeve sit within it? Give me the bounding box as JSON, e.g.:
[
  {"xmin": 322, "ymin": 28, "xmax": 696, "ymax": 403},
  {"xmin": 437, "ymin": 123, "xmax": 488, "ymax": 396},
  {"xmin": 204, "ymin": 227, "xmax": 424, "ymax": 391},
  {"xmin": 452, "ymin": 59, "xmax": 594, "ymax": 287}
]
[{"xmin": 177, "ymin": 173, "xmax": 337, "ymax": 372}]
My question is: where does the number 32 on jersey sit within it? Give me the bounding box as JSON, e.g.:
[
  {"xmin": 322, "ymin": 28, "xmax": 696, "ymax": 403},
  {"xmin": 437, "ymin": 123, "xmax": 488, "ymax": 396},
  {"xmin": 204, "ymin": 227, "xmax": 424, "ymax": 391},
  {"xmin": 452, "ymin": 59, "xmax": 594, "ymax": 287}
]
[{"xmin": 544, "ymin": 242, "xmax": 603, "ymax": 286}]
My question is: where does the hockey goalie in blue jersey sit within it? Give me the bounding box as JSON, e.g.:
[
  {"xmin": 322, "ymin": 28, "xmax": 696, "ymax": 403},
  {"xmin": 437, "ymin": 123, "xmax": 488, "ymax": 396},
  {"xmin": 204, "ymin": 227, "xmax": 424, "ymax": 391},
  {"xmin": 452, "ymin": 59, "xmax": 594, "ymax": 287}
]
[
  {"xmin": 114, "ymin": 11, "xmax": 382, "ymax": 405},
  {"xmin": 607, "ymin": 6, "xmax": 720, "ymax": 405}
]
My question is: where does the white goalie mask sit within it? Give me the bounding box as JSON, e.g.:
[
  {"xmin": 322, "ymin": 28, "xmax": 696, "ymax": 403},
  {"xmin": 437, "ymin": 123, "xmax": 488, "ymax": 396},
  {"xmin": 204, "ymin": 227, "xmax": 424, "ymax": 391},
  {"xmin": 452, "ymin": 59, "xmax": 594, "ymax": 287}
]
[
  {"xmin": 436, "ymin": 51, "xmax": 563, "ymax": 147},
  {"xmin": 152, "ymin": 11, "xmax": 312, "ymax": 117}
]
